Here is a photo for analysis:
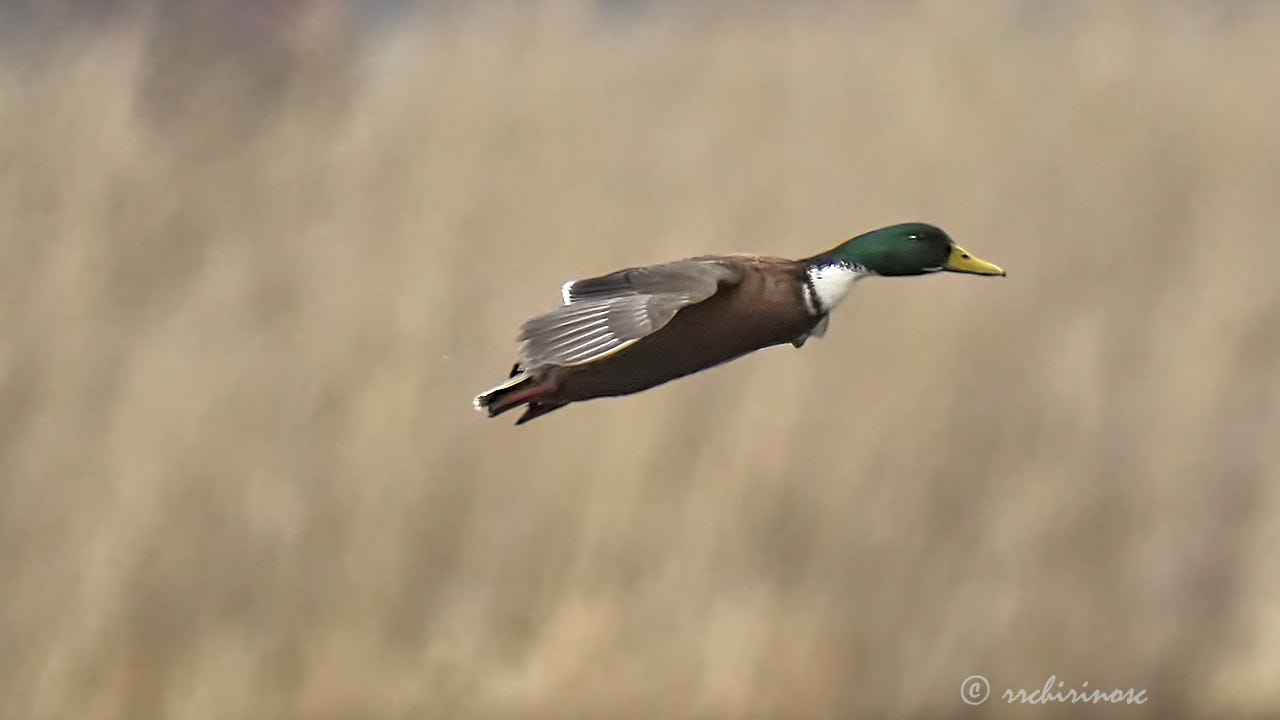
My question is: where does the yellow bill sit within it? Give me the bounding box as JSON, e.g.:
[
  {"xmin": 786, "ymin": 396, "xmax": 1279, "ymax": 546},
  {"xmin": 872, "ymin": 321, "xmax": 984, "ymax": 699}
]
[{"xmin": 945, "ymin": 245, "xmax": 1006, "ymax": 276}]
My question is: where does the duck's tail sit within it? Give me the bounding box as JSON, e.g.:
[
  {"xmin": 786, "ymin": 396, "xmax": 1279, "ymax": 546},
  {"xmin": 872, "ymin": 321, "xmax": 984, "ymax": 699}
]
[{"xmin": 473, "ymin": 367, "xmax": 567, "ymax": 424}]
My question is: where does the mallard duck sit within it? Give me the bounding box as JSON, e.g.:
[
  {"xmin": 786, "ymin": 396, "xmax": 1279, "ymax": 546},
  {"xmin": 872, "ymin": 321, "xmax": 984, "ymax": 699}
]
[{"xmin": 474, "ymin": 222, "xmax": 1004, "ymax": 424}]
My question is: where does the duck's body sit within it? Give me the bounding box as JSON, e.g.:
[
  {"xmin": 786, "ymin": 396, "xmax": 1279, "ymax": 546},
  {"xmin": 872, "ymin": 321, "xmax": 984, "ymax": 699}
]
[
  {"xmin": 475, "ymin": 223, "xmax": 1004, "ymax": 424},
  {"xmin": 519, "ymin": 256, "xmax": 819, "ymax": 406}
]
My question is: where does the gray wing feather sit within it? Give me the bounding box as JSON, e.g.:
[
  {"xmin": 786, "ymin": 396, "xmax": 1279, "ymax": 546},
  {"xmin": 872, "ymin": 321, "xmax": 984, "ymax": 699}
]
[
  {"xmin": 560, "ymin": 256, "xmax": 738, "ymax": 303},
  {"xmin": 519, "ymin": 259, "xmax": 741, "ymax": 368}
]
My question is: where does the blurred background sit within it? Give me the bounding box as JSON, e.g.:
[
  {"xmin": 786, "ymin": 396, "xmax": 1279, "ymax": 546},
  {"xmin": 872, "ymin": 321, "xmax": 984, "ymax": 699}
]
[{"xmin": 2, "ymin": 1, "xmax": 1279, "ymax": 718}]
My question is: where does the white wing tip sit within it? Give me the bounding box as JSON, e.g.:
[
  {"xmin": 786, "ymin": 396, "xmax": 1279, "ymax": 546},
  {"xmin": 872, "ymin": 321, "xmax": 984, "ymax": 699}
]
[{"xmin": 560, "ymin": 280, "xmax": 575, "ymax": 304}]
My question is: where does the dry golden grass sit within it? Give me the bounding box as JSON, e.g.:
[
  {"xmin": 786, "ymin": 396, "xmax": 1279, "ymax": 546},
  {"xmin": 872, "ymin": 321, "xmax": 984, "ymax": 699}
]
[{"xmin": 3, "ymin": 2, "xmax": 1279, "ymax": 718}]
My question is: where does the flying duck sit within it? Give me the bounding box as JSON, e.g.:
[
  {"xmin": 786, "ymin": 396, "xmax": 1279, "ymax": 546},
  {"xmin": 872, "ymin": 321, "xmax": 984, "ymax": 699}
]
[{"xmin": 474, "ymin": 222, "xmax": 1004, "ymax": 424}]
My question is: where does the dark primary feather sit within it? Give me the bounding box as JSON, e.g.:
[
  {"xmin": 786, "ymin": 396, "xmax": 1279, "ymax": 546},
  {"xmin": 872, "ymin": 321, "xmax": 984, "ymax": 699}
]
[
  {"xmin": 518, "ymin": 259, "xmax": 742, "ymax": 369},
  {"xmin": 562, "ymin": 258, "xmax": 740, "ymax": 302}
]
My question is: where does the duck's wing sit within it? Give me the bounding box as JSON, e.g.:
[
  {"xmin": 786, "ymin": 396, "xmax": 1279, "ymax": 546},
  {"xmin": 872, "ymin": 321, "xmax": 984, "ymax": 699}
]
[{"xmin": 520, "ymin": 258, "xmax": 743, "ymax": 368}]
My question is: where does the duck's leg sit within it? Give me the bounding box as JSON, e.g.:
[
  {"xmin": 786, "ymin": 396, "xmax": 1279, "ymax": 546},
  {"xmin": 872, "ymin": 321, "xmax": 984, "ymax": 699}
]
[
  {"xmin": 514, "ymin": 400, "xmax": 568, "ymax": 425},
  {"xmin": 474, "ymin": 372, "xmax": 563, "ymax": 422}
]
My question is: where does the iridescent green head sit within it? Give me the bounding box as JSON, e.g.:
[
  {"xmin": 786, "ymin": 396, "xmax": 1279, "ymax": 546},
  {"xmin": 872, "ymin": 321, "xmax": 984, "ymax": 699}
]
[{"xmin": 821, "ymin": 222, "xmax": 1005, "ymax": 277}]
